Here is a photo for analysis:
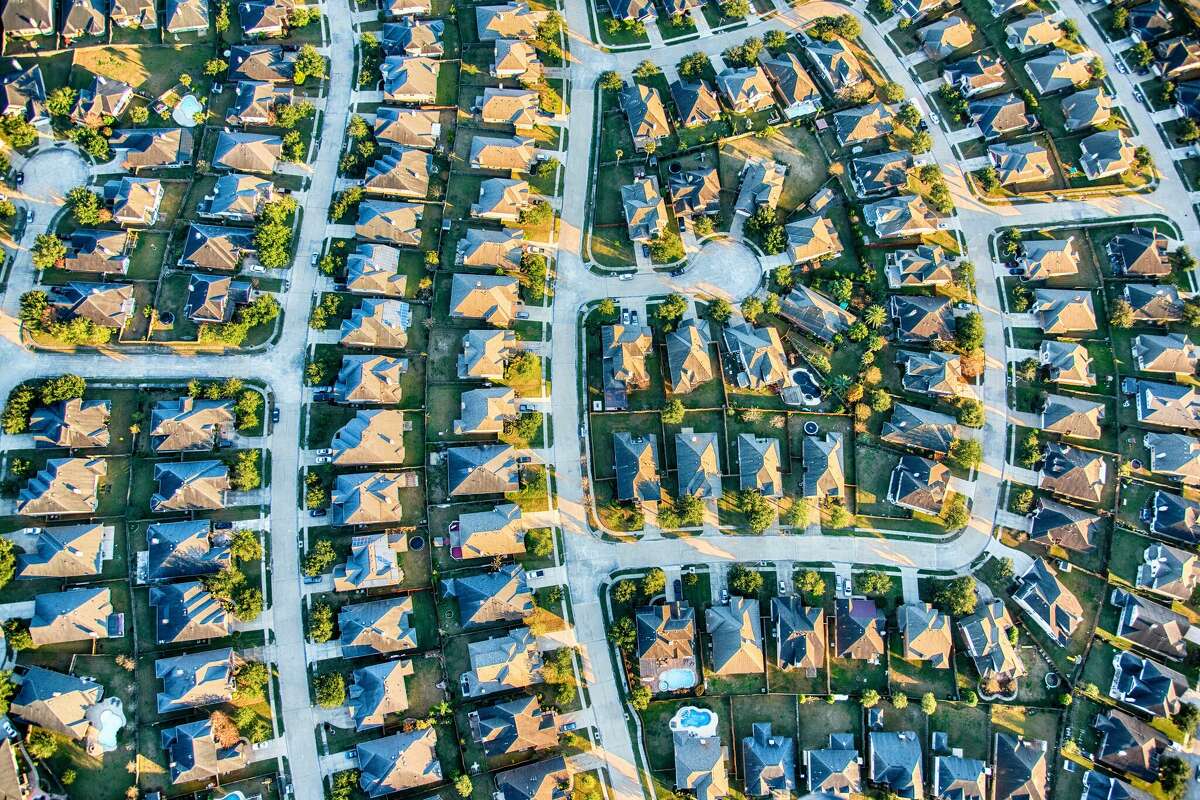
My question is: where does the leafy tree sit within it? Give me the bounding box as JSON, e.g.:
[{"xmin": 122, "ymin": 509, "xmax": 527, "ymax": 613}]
[
  {"xmin": 955, "ymin": 311, "xmax": 984, "ymax": 352},
  {"xmin": 1089, "ymin": 56, "xmax": 1106, "ymax": 83},
  {"xmin": 708, "ymin": 298, "xmax": 732, "ymax": 323},
  {"xmin": 662, "ymin": 397, "xmax": 685, "ymax": 425},
  {"xmin": 692, "ymin": 215, "xmax": 715, "ymax": 236},
  {"xmin": 66, "ymin": 187, "xmax": 108, "ymax": 225},
  {"xmin": 314, "ymin": 673, "xmax": 346, "ymax": 708},
  {"xmin": 944, "ymin": 495, "xmax": 970, "ymax": 530},
  {"xmin": 0, "ymin": 672, "xmax": 14, "ymax": 715},
  {"xmin": 678, "ymin": 53, "xmax": 711, "ymax": 81},
  {"xmin": 741, "ymin": 296, "xmax": 764, "ymax": 323},
  {"xmin": 25, "ymin": 728, "xmax": 56, "ymax": 760},
  {"xmin": 1129, "ymin": 42, "xmax": 1153, "ymax": 69},
  {"xmin": 633, "ymin": 60, "xmax": 659, "ymax": 79},
  {"xmin": 935, "ymin": 576, "xmax": 977, "ymax": 616},
  {"xmin": 205, "ymin": 58, "xmax": 228, "ymax": 76},
  {"xmin": 828, "ymin": 503, "xmax": 853, "ymax": 528},
  {"xmin": 1159, "ymin": 755, "xmax": 1189, "ymax": 800},
  {"xmin": 962, "ymin": 689, "xmax": 979, "ymax": 707},
  {"xmin": 31, "ymin": 234, "xmax": 66, "ymax": 270},
  {"xmin": 720, "ymin": 0, "xmax": 749, "ymax": 17},
  {"xmin": 294, "ymin": 44, "xmax": 327, "ymax": 84},
  {"xmin": 764, "ymin": 29, "xmax": 787, "ymax": 51},
  {"xmin": 861, "ymin": 688, "xmax": 880, "ymax": 708},
  {"xmin": 880, "ymin": 81, "xmax": 905, "ymax": 104},
  {"xmin": 657, "ymin": 293, "xmax": 689, "ymax": 327},
  {"xmin": 795, "ymin": 569, "xmax": 825, "ymax": 600},
  {"xmin": 908, "ymin": 129, "xmax": 932, "ymax": 154},
  {"xmin": 303, "ymin": 539, "xmax": 337, "ymax": 577},
  {"xmin": 729, "ymin": 563, "xmax": 764, "ymax": 596},
  {"xmin": 309, "ymin": 601, "xmax": 334, "ymax": 643},
  {"xmin": 1172, "ymin": 703, "xmax": 1200, "ymax": 737},
  {"xmin": 949, "ymin": 438, "xmax": 982, "ymax": 471},
  {"xmin": 454, "ymin": 775, "xmax": 473, "ymax": 798},
  {"xmin": 229, "ymin": 529, "xmax": 263, "ymax": 562},
  {"xmin": 650, "ymin": 230, "xmax": 685, "ymax": 263},
  {"xmin": 864, "ymin": 305, "xmax": 886, "ymax": 328},
  {"xmin": 613, "ymin": 579, "xmax": 637, "ymax": 604},
  {"xmin": 519, "ymin": 200, "xmax": 553, "ymax": 228},
  {"xmin": 40, "ymin": 374, "xmax": 86, "ymax": 404},
  {"xmin": 628, "ymin": 684, "xmax": 651, "ymax": 710},
  {"xmin": 1109, "ymin": 298, "xmax": 1134, "ymax": 328},
  {"xmin": 892, "ymin": 693, "xmax": 908, "ymax": 709},
  {"xmin": 330, "ymin": 770, "xmax": 360, "ymax": 800},
  {"xmin": 956, "ymin": 398, "xmax": 984, "ymax": 428},
  {"xmin": 641, "ymin": 568, "xmax": 666, "ymax": 598},
  {"xmin": 1112, "ymin": 5, "xmax": 1128, "ymax": 29},
  {"xmin": 920, "ymin": 693, "xmax": 937, "ymax": 715},
  {"xmin": 726, "ymin": 36, "xmax": 763, "ymax": 67},
  {"xmin": 868, "ymin": 389, "xmax": 892, "ymax": 412},
  {"xmin": 46, "ymin": 87, "xmax": 76, "ymax": 117},
  {"xmin": 234, "ymin": 660, "xmax": 270, "ymax": 701},
  {"xmin": 230, "ymin": 450, "xmax": 261, "ymax": 491},
  {"xmin": 609, "ymin": 617, "xmax": 636, "ymax": 651},
  {"xmin": 784, "ymin": 497, "xmax": 809, "ymax": 527},
  {"xmin": 0, "ymin": 114, "xmax": 37, "ymax": 148},
  {"xmin": 738, "ymin": 490, "xmax": 774, "ymax": 534},
  {"xmin": 525, "ymin": 528, "xmax": 554, "ymax": 558},
  {"xmin": 2, "ymin": 621, "xmax": 31, "ymax": 652},
  {"xmin": 858, "ymin": 571, "xmax": 892, "ymax": 596},
  {"xmin": 599, "ymin": 71, "xmax": 622, "ymax": 91}
]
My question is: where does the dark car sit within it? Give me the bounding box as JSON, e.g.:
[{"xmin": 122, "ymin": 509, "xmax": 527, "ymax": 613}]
[
  {"xmin": 641, "ymin": 244, "xmax": 650, "ymax": 258},
  {"xmin": 14, "ymin": 172, "xmax": 24, "ymax": 185},
  {"xmin": 673, "ymin": 578, "xmax": 682, "ymax": 597},
  {"xmin": 313, "ymin": 391, "xmax": 334, "ymax": 402},
  {"xmin": 310, "ymin": 508, "xmax": 327, "ymax": 518},
  {"xmin": 272, "ymin": 407, "xmax": 281, "ymax": 424}
]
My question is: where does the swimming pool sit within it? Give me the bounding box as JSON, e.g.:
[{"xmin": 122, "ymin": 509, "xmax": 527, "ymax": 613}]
[
  {"xmin": 657, "ymin": 667, "xmax": 696, "ymax": 692},
  {"xmin": 669, "ymin": 705, "xmax": 718, "ymax": 737},
  {"xmin": 791, "ymin": 366, "xmax": 822, "ymax": 405}
]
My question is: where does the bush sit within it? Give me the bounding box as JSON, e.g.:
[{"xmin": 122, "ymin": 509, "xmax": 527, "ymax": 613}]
[{"xmin": 629, "ymin": 684, "xmax": 651, "ymax": 710}]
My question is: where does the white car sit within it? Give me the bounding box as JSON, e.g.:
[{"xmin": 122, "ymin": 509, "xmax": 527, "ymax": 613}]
[
  {"xmin": 315, "ymin": 455, "xmax": 332, "ymax": 464},
  {"xmin": 618, "ymin": 273, "xmax": 634, "ymax": 281}
]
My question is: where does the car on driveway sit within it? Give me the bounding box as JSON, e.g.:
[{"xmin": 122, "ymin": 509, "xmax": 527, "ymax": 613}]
[
  {"xmin": 641, "ymin": 244, "xmax": 650, "ymax": 258},
  {"xmin": 310, "ymin": 508, "xmax": 327, "ymax": 518}
]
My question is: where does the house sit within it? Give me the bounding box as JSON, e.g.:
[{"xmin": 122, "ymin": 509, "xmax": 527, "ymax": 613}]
[
  {"xmin": 805, "ymin": 734, "xmax": 861, "ymax": 796},
  {"xmin": 1156, "ymin": 36, "xmax": 1200, "ymax": 80},
  {"xmin": 887, "ymin": 455, "xmax": 950, "ymax": 516},
  {"xmin": 716, "ymin": 66, "xmax": 775, "ymax": 114},
  {"xmin": 957, "ymin": 599, "xmax": 1025, "ymax": 684},
  {"xmin": 1040, "ymin": 393, "xmax": 1104, "ymax": 439},
  {"xmin": 706, "ymin": 598, "xmax": 764, "ymax": 675},
  {"xmin": 1079, "ymin": 129, "xmax": 1136, "ymax": 179},
  {"xmin": 470, "ymin": 695, "xmax": 558, "ymax": 757},
  {"xmin": 446, "ymin": 444, "xmax": 519, "ymax": 496},
  {"xmin": 1140, "ymin": 327, "xmax": 1194, "ymax": 383},
  {"xmin": 331, "ymin": 476, "xmax": 415, "ymax": 528},
  {"xmin": 835, "ymin": 597, "xmax": 885, "ymax": 662},
  {"xmin": 495, "ymin": 757, "xmax": 571, "ymax": 800},
  {"xmin": 833, "ymin": 103, "xmax": 895, "ymax": 146},
  {"xmin": 676, "ymin": 431, "xmax": 722, "ymax": 499},
  {"xmin": 968, "ymin": 92, "xmax": 1033, "ymax": 140},
  {"xmin": 621, "ymin": 177, "xmax": 668, "ymax": 242},
  {"xmin": 227, "ymin": 80, "xmax": 290, "ymax": 126},
  {"xmin": 987, "ymin": 141, "xmax": 1053, "ymax": 185},
  {"xmin": 772, "ymin": 597, "xmax": 824, "ymax": 671},
  {"xmin": 356, "ymin": 729, "xmax": 442, "ymax": 797},
  {"xmin": 897, "ymin": 602, "xmax": 952, "ymax": 668},
  {"xmin": 1040, "ymin": 339, "xmax": 1095, "ymax": 386},
  {"xmin": 17, "ymin": 458, "xmax": 106, "ymax": 516},
  {"xmin": 880, "ymin": 403, "xmax": 957, "ymax": 455},
  {"xmin": 364, "ymin": 146, "xmax": 432, "ymax": 198},
  {"xmin": 1130, "ymin": 0, "xmax": 1174, "ymax": 40},
  {"xmin": 29, "ymin": 398, "xmax": 110, "ymax": 449},
  {"xmin": 454, "ymin": 386, "xmax": 516, "ymax": 435},
  {"xmin": 382, "ymin": 0, "xmax": 430, "ymax": 17},
  {"xmin": 442, "ymin": 563, "xmax": 532, "ymax": 627},
  {"xmin": 1061, "ymin": 87, "xmax": 1113, "ymax": 132},
  {"xmin": 161, "ymin": 718, "xmax": 246, "ymax": 784},
  {"xmin": 784, "ymin": 215, "xmax": 842, "ymax": 265},
  {"xmin": 339, "ymin": 596, "xmax": 417, "ymax": 657},
  {"xmin": 11, "ymin": 667, "xmax": 120, "ymax": 756},
  {"xmin": 150, "ymin": 397, "xmax": 234, "ymax": 452},
  {"xmin": 492, "ymin": 38, "xmax": 540, "ymax": 79},
  {"xmin": 47, "ymin": 282, "xmax": 134, "ymax": 330},
  {"xmin": 1039, "ymin": 442, "xmax": 1105, "ymax": 503},
  {"xmin": 382, "ymin": 18, "xmax": 445, "ymax": 57},
  {"xmin": 1027, "ymin": 497, "xmax": 1099, "ymax": 552},
  {"xmin": 851, "ymin": 150, "xmax": 914, "ymax": 197},
  {"xmin": 618, "ymin": 84, "xmax": 671, "ymax": 151},
  {"xmin": 607, "ymin": 0, "xmax": 654, "ymax": 20},
  {"xmin": 469, "ymin": 135, "xmax": 536, "ymax": 172},
  {"xmin": 1147, "ymin": 432, "xmax": 1200, "ymax": 486},
  {"xmin": 154, "ymin": 648, "xmax": 235, "ymax": 713},
  {"xmin": 1110, "ymin": 650, "xmax": 1188, "ymax": 716},
  {"xmin": 1111, "ymin": 588, "xmax": 1189, "ymax": 660},
  {"xmin": 1082, "ymin": 772, "xmax": 1133, "ymax": 800},
  {"xmin": 922, "ymin": 13, "xmax": 973, "ymax": 59},
  {"xmin": 0, "ymin": 61, "xmax": 47, "ymax": 124},
  {"xmin": 374, "ymin": 107, "xmax": 441, "ymax": 148},
  {"xmin": 869, "ymin": 731, "xmax": 923, "ymax": 799},
  {"xmin": 1025, "ymin": 49, "xmax": 1095, "ymax": 93},
  {"xmin": 723, "ymin": 322, "xmax": 792, "ymax": 390},
  {"xmin": 1, "ymin": 0, "xmax": 53, "ymax": 35},
  {"xmin": 29, "ymin": 588, "xmax": 119, "ymax": 645},
  {"xmin": 885, "ymin": 245, "xmax": 954, "ymax": 288},
  {"xmin": 1177, "ymin": 79, "xmax": 1200, "ymax": 117},
  {"xmin": 1020, "ymin": 237, "xmax": 1079, "ymax": 280},
  {"xmin": 228, "ymin": 43, "xmax": 293, "ymax": 82},
  {"xmin": 805, "ymin": 39, "xmax": 866, "ymax": 97},
  {"xmin": 236, "ymin": 0, "xmax": 296, "ymax": 38},
  {"xmin": 1143, "ymin": 490, "xmax": 1200, "ymax": 546},
  {"xmin": 944, "ymin": 53, "xmax": 1006, "ymax": 96},
  {"xmin": 762, "ymin": 53, "xmax": 820, "ymax": 117},
  {"xmin": 212, "ymin": 130, "xmax": 281, "ymax": 174},
  {"xmin": 899, "ymin": 350, "xmax": 975, "ymax": 399},
  {"xmin": 1094, "ymin": 709, "xmax": 1168, "ymax": 781},
  {"xmin": 103, "ymin": 177, "xmax": 163, "ymax": 227},
  {"xmin": 665, "ymin": 319, "xmax": 713, "ymax": 395},
  {"xmin": 932, "ymin": 756, "xmax": 986, "ymax": 800},
  {"xmin": 1012, "ymin": 559, "xmax": 1083, "ymax": 646},
  {"xmin": 199, "ymin": 173, "xmax": 276, "ymax": 223},
  {"xmin": 806, "ymin": 431, "xmax": 844, "ymax": 501},
  {"xmin": 109, "ymin": 128, "xmax": 192, "ymax": 171},
  {"xmin": 331, "ymin": 410, "xmax": 408, "ymax": 465},
  {"xmin": 346, "ymin": 243, "xmax": 406, "ymax": 297},
  {"xmin": 480, "ymin": 88, "xmax": 545, "ymax": 128},
  {"xmin": 15, "ymin": 522, "xmax": 109, "ymax": 579},
  {"xmin": 613, "ymin": 432, "xmax": 660, "ymax": 503},
  {"xmin": 148, "ymin": 581, "xmax": 229, "ymax": 643},
  {"xmin": 738, "ymin": 433, "xmax": 782, "ymax": 497},
  {"xmin": 890, "ymin": 294, "xmax": 953, "ymax": 343},
  {"xmin": 779, "ymin": 284, "xmax": 855, "ymax": 342},
  {"xmin": 1006, "ymin": 13, "xmax": 1062, "ymax": 52},
  {"xmin": 476, "ymin": 2, "xmax": 541, "ymax": 40},
  {"xmin": 1136, "ymin": 539, "xmax": 1200, "ymax": 599},
  {"xmin": 733, "ymin": 158, "xmax": 786, "ymax": 216},
  {"xmin": 459, "ymin": 329, "xmax": 518, "ymax": 380},
  {"xmin": 471, "ymin": 177, "xmax": 531, "ymax": 222},
  {"xmin": 1108, "ymin": 226, "xmax": 1172, "ymax": 277},
  {"xmin": 184, "ymin": 275, "xmax": 252, "ymax": 324},
  {"xmin": 669, "ymin": 167, "xmax": 721, "ymax": 219},
  {"xmin": 335, "ymin": 354, "xmax": 409, "ymax": 405},
  {"xmin": 673, "ymin": 716, "xmax": 729, "ymax": 800},
  {"xmin": 743, "ymin": 723, "xmax": 796, "ymax": 798},
  {"xmin": 992, "ymin": 734, "xmax": 1046, "ymax": 800},
  {"xmin": 450, "ymin": 274, "xmax": 520, "ymax": 327},
  {"xmin": 636, "ymin": 602, "xmax": 696, "ymax": 691},
  {"xmin": 145, "ymin": 519, "xmax": 231, "ymax": 581},
  {"xmin": 1033, "ymin": 288, "xmax": 1096, "ymax": 334},
  {"xmin": 461, "ymin": 626, "xmax": 542, "ymax": 696},
  {"xmin": 70, "ymin": 75, "xmax": 133, "ymax": 125},
  {"xmin": 864, "ymin": 194, "xmax": 939, "ymax": 239},
  {"xmin": 179, "ymin": 224, "xmax": 255, "ymax": 272},
  {"xmin": 348, "ymin": 659, "xmax": 413, "ymax": 730},
  {"xmin": 458, "ymin": 227, "xmax": 525, "ymax": 270},
  {"xmin": 671, "ymin": 80, "xmax": 722, "ymax": 128},
  {"xmin": 151, "ymin": 460, "xmax": 230, "ymax": 512},
  {"xmin": 341, "ymin": 298, "xmax": 412, "ymax": 349},
  {"xmin": 1136, "ymin": 379, "xmax": 1200, "ymax": 431},
  {"xmin": 380, "ymin": 56, "xmax": 439, "ymax": 103}
]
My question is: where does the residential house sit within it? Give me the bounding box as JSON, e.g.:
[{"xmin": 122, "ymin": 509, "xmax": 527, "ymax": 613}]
[
  {"xmin": 969, "ymin": 92, "xmax": 1034, "ymax": 140},
  {"xmin": 458, "ymin": 228, "xmax": 525, "ymax": 270},
  {"xmin": 803, "ymin": 432, "xmax": 845, "ymax": 501},
  {"xmin": 331, "ymin": 409, "xmax": 409, "ymax": 465},
  {"xmin": 179, "ymin": 224, "xmax": 255, "ymax": 271},
  {"xmin": 1156, "ymin": 36, "xmax": 1200, "ymax": 80},
  {"xmin": 992, "ymin": 734, "xmax": 1047, "ymax": 800},
  {"xmin": 29, "ymin": 398, "xmax": 110, "ymax": 449},
  {"xmin": 161, "ymin": 719, "xmax": 246, "ymax": 785},
  {"xmin": 833, "ymin": 102, "xmax": 895, "ymax": 147},
  {"xmin": 341, "ymin": 298, "xmax": 412, "ymax": 349},
  {"xmin": 446, "ymin": 444, "xmax": 519, "ymax": 496},
  {"xmin": 346, "ymin": 243, "xmax": 406, "ymax": 297},
  {"xmin": 957, "ymin": 599, "xmax": 1025, "ymax": 685},
  {"xmin": 475, "ymin": 1, "xmax": 541, "ymax": 40},
  {"xmin": 1136, "ymin": 379, "xmax": 1200, "ymax": 431},
  {"xmin": 471, "ymin": 177, "xmax": 531, "ymax": 222},
  {"xmin": 851, "ymin": 149, "xmax": 914, "ymax": 196},
  {"xmin": 944, "ymin": 52, "xmax": 1006, "ymax": 96},
  {"xmin": 183, "ymin": 275, "xmax": 252, "ymax": 324},
  {"xmin": 772, "ymin": 597, "xmax": 824, "ymax": 672},
  {"xmin": 348, "ymin": 659, "xmax": 413, "ymax": 730},
  {"xmin": 784, "ymin": 215, "xmax": 842, "ymax": 265},
  {"xmin": 805, "ymin": 734, "xmax": 861, "ymax": 796},
  {"xmin": 620, "ymin": 83, "xmax": 671, "ymax": 150},
  {"xmin": 1033, "ymin": 288, "xmax": 1097, "ymax": 333},
  {"xmin": 922, "ymin": 13, "xmax": 973, "ymax": 60},
  {"xmin": 1142, "ymin": 489, "xmax": 1200, "ymax": 546},
  {"xmin": 335, "ymin": 354, "xmax": 409, "ymax": 405},
  {"xmin": 356, "ymin": 729, "xmax": 442, "ymax": 797},
  {"xmin": 104, "ymin": 177, "xmax": 163, "ymax": 227},
  {"xmin": 1011, "ymin": 559, "xmax": 1083, "ymax": 646},
  {"xmin": 480, "ymin": 87, "xmax": 545, "ymax": 128},
  {"xmin": 11, "ymin": 667, "xmax": 119, "ymax": 756},
  {"xmin": 723, "ymin": 322, "xmax": 793, "ymax": 390},
  {"xmin": 1040, "ymin": 393, "xmax": 1104, "ymax": 439},
  {"xmin": 469, "ymin": 135, "xmax": 536, "ymax": 172},
  {"xmin": 227, "ymin": 44, "xmax": 293, "ymax": 82},
  {"xmin": 0, "ymin": 61, "xmax": 46, "ymax": 124},
  {"xmin": 1111, "ymin": 588, "xmax": 1190, "ymax": 660},
  {"xmin": 621, "ymin": 177, "xmax": 668, "ymax": 242},
  {"xmin": 1145, "ymin": 431, "xmax": 1200, "ymax": 484},
  {"xmin": 673, "ymin": 718, "xmax": 729, "ymax": 800},
  {"xmin": 450, "ymin": 274, "xmax": 520, "ymax": 326},
  {"xmin": 1110, "ymin": 650, "xmax": 1188, "ymax": 716},
  {"xmin": 441, "ymin": 563, "xmax": 532, "ymax": 627},
  {"xmin": 668, "ymin": 167, "xmax": 721, "ymax": 219},
  {"xmin": 762, "ymin": 53, "xmax": 820, "ymax": 117},
  {"xmin": 671, "ymin": 80, "xmax": 722, "ymax": 128},
  {"xmin": 458, "ymin": 329, "xmax": 518, "ymax": 380},
  {"xmin": 453, "ymin": 386, "xmax": 516, "ymax": 435},
  {"xmin": 1094, "ymin": 709, "xmax": 1168, "ymax": 781},
  {"xmin": 29, "ymin": 588, "xmax": 119, "ymax": 646},
  {"xmin": 154, "ymin": 648, "xmax": 235, "ymax": 713},
  {"xmin": 1006, "ymin": 13, "xmax": 1062, "ymax": 52},
  {"xmin": 1079, "ymin": 129, "xmax": 1136, "ymax": 179},
  {"xmin": 779, "ymin": 284, "xmax": 855, "ymax": 342},
  {"xmin": 356, "ymin": 200, "xmax": 423, "ymax": 246},
  {"xmin": 364, "ymin": 146, "xmax": 433, "ymax": 198},
  {"xmin": 382, "ymin": 18, "xmax": 444, "ymax": 56},
  {"xmin": 1039, "ymin": 441, "xmax": 1105, "ymax": 503},
  {"xmin": 494, "ymin": 757, "xmax": 572, "ymax": 800},
  {"xmin": 635, "ymin": 602, "xmax": 696, "ymax": 691},
  {"xmin": 212, "ymin": 130, "xmax": 281, "ymax": 173},
  {"xmin": 1136, "ymin": 539, "xmax": 1200, "ymax": 599},
  {"xmin": 899, "ymin": 349, "xmax": 976, "ymax": 399},
  {"xmin": 460, "ymin": 626, "xmax": 542, "ymax": 696},
  {"xmin": 805, "ymin": 39, "xmax": 866, "ymax": 98},
  {"xmin": 880, "ymin": 403, "xmax": 957, "ymax": 456},
  {"xmin": 145, "ymin": 519, "xmax": 231, "ymax": 581},
  {"xmin": 148, "ymin": 581, "xmax": 228, "ymax": 643},
  {"xmin": 706, "ymin": 598, "xmax": 764, "ymax": 675},
  {"xmin": 987, "ymin": 141, "xmax": 1054, "ymax": 185},
  {"xmin": 1108, "ymin": 226, "xmax": 1172, "ymax": 277},
  {"xmin": 1020, "ymin": 237, "xmax": 1079, "ymax": 280},
  {"xmin": 890, "ymin": 294, "xmax": 954, "ymax": 343},
  {"xmin": 676, "ymin": 431, "xmax": 722, "ymax": 499},
  {"xmin": 14, "ymin": 522, "xmax": 109, "ymax": 579},
  {"xmin": 715, "ymin": 66, "xmax": 775, "ymax": 113},
  {"xmin": 897, "ymin": 602, "xmax": 952, "ymax": 668},
  {"xmin": 331, "ymin": 476, "xmax": 416, "ymax": 529},
  {"xmin": 149, "ymin": 398, "xmax": 234, "ymax": 453},
  {"xmin": 887, "ymin": 455, "xmax": 950, "ymax": 516},
  {"xmin": 109, "ymin": 128, "xmax": 192, "ymax": 171},
  {"xmin": 1062, "ymin": 87, "xmax": 1113, "ymax": 131},
  {"xmin": 199, "ymin": 173, "xmax": 276, "ymax": 223},
  {"xmin": 1027, "ymin": 497, "xmax": 1099, "ymax": 552},
  {"xmin": 869, "ymin": 731, "xmax": 923, "ymax": 799},
  {"xmin": 470, "ymin": 695, "xmax": 558, "ymax": 757},
  {"xmin": 613, "ymin": 432, "xmax": 661, "ymax": 503},
  {"xmin": 492, "ymin": 38, "xmax": 540, "ymax": 79},
  {"xmin": 374, "ymin": 107, "xmax": 442, "ymax": 149},
  {"xmin": 380, "ymin": 56, "xmax": 439, "ymax": 103},
  {"xmin": 1, "ymin": 0, "xmax": 53, "ymax": 35},
  {"xmin": 227, "ymin": 80, "xmax": 290, "ymax": 126},
  {"xmin": 1025, "ymin": 49, "xmax": 1095, "ymax": 93},
  {"xmin": 1040, "ymin": 339, "xmax": 1095, "ymax": 386},
  {"xmin": 17, "ymin": 458, "xmax": 107, "ymax": 516},
  {"xmin": 885, "ymin": 245, "xmax": 954, "ymax": 287},
  {"xmin": 150, "ymin": 460, "xmax": 230, "ymax": 512},
  {"xmin": 339, "ymin": 596, "xmax": 417, "ymax": 657},
  {"xmin": 743, "ymin": 723, "xmax": 796, "ymax": 798},
  {"xmin": 70, "ymin": 74, "xmax": 133, "ymax": 125},
  {"xmin": 738, "ymin": 434, "xmax": 782, "ymax": 497},
  {"xmin": 864, "ymin": 194, "xmax": 939, "ymax": 239},
  {"xmin": 1134, "ymin": 333, "xmax": 1200, "ymax": 374},
  {"xmin": 733, "ymin": 158, "xmax": 786, "ymax": 216},
  {"xmin": 835, "ymin": 597, "xmax": 885, "ymax": 662}
]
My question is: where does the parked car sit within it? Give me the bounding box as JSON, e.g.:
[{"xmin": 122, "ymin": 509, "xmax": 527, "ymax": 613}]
[
  {"xmin": 519, "ymin": 404, "xmax": 533, "ymax": 413},
  {"xmin": 561, "ymin": 721, "xmax": 577, "ymax": 732},
  {"xmin": 315, "ymin": 455, "xmax": 332, "ymax": 464},
  {"xmin": 516, "ymin": 311, "xmax": 530, "ymax": 319},
  {"xmin": 313, "ymin": 391, "xmax": 334, "ymax": 401},
  {"xmin": 317, "ymin": 448, "xmax": 334, "ymax": 456},
  {"xmin": 272, "ymin": 407, "xmax": 281, "ymax": 424},
  {"xmin": 641, "ymin": 244, "xmax": 650, "ymax": 258},
  {"xmin": 310, "ymin": 508, "xmax": 327, "ymax": 518},
  {"xmin": 618, "ymin": 273, "xmax": 633, "ymax": 281},
  {"xmin": 14, "ymin": 172, "xmax": 23, "ymax": 185},
  {"xmin": 670, "ymin": 267, "xmax": 686, "ymax": 277},
  {"xmin": 621, "ymin": 309, "xmax": 630, "ymax": 325}
]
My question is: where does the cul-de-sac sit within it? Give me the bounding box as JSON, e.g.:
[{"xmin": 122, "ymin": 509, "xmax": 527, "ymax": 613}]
[{"xmin": 1, "ymin": 0, "xmax": 1200, "ymax": 796}]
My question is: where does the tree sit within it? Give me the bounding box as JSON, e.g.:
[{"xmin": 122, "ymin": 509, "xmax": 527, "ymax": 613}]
[
  {"xmin": 46, "ymin": 87, "xmax": 76, "ymax": 117},
  {"xmin": 1109, "ymin": 298, "xmax": 1134, "ymax": 328},
  {"xmin": 1134, "ymin": 145, "xmax": 1153, "ymax": 172},
  {"xmin": 600, "ymin": 71, "xmax": 622, "ymax": 91},
  {"xmin": 962, "ymin": 689, "xmax": 978, "ymax": 707},
  {"xmin": 609, "ymin": 617, "xmax": 636, "ymax": 651},
  {"xmin": 1173, "ymin": 703, "xmax": 1200, "ymax": 737},
  {"xmin": 2, "ymin": 621, "xmax": 30, "ymax": 652},
  {"xmin": 868, "ymin": 389, "xmax": 892, "ymax": 412},
  {"xmin": 729, "ymin": 563, "xmax": 764, "ymax": 596},
  {"xmin": 330, "ymin": 770, "xmax": 360, "ymax": 800},
  {"xmin": 678, "ymin": 52, "xmax": 710, "ymax": 80},
  {"xmin": 835, "ymin": 14, "xmax": 861, "ymax": 38},
  {"xmin": 858, "ymin": 571, "xmax": 892, "ymax": 596},
  {"xmin": 1112, "ymin": 5, "xmax": 1128, "ymax": 30},
  {"xmin": 738, "ymin": 490, "xmax": 774, "ymax": 534},
  {"xmin": 1159, "ymin": 756, "xmax": 1189, "ymax": 800},
  {"xmin": 629, "ymin": 684, "xmax": 651, "ymax": 710},
  {"xmin": 66, "ymin": 187, "xmax": 108, "ymax": 225},
  {"xmin": 784, "ymin": 498, "xmax": 809, "ymax": 527},
  {"xmin": 879, "ymin": 81, "xmax": 905, "ymax": 104},
  {"xmin": 657, "ymin": 293, "xmax": 689, "ymax": 327},
  {"xmin": 524, "ymin": 528, "xmax": 553, "ymax": 559},
  {"xmin": 708, "ymin": 298, "xmax": 732, "ymax": 323},
  {"xmin": 294, "ymin": 44, "xmax": 327, "ymax": 84},
  {"xmin": 0, "ymin": 115, "xmax": 36, "ymax": 148},
  {"xmin": 1089, "ymin": 56, "xmax": 1106, "ymax": 83},
  {"xmin": 453, "ymin": 775, "xmax": 473, "ymax": 798},
  {"xmin": 309, "ymin": 601, "xmax": 334, "ymax": 643},
  {"xmin": 0, "ymin": 672, "xmax": 15, "ymax": 715},
  {"xmin": 920, "ymin": 692, "xmax": 937, "ymax": 715},
  {"xmin": 303, "ymin": 539, "xmax": 337, "ymax": 577},
  {"xmin": 30, "ymin": 234, "xmax": 66, "ymax": 270},
  {"xmin": 935, "ymin": 576, "xmax": 977, "ymax": 616},
  {"xmin": 662, "ymin": 397, "xmax": 685, "ymax": 425},
  {"xmin": 892, "ymin": 693, "xmax": 908, "ymax": 709},
  {"xmin": 956, "ymin": 398, "xmax": 984, "ymax": 428},
  {"xmin": 861, "ymin": 689, "xmax": 880, "ymax": 708},
  {"xmin": 1129, "ymin": 41, "xmax": 1154, "ymax": 69},
  {"xmin": 764, "ymin": 29, "xmax": 787, "ymax": 50},
  {"xmin": 633, "ymin": 59, "xmax": 659, "ymax": 79},
  {"xmin": 949, "ymin": 438, "xmax": 983, "ymax": 471},
  {"xmin": 40, "ymin": 374, "xmax": 86, "ymax": 404},
  {"xmin": 314, "ymin": 673, "xmax": 346, "ymax": 708},
  {"xmin": 641, "ymin": 568, "xmax": 666, "ymax": 598},
  {"xmin": 234, "ymin": 661, "xmax": 270, "ymax": 701},
  {"xmin": 721, "ymin": 0, "xmax": 749, "ymax": 17},
  {"xmin": 725, "ymin": 36, "xmax": 763, "ymax": 67},
  {"xmin": 693, "ymin": 215, "xmax": 715, "ymax": 236},
  {"xmin": 229, "ymin": 529, "xmax": 262, "ymax": 563},
  {"xmin": 231, "ymin": 450, "xmax": 261, "ymax": 491},
  {"xmin": 25, "ymin": 728, "xmax": 56, "ymax": 760},
  {"xmin": 895, "ymin": 102, "xmax": 921, "ymax": 130},
  {"xmin": 955, "ymin": 311, "xmax": 984, "ymax": 352},
  {"xmin": 795, "ymin": 570, "xmax": 825, "ymax": 601}
]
